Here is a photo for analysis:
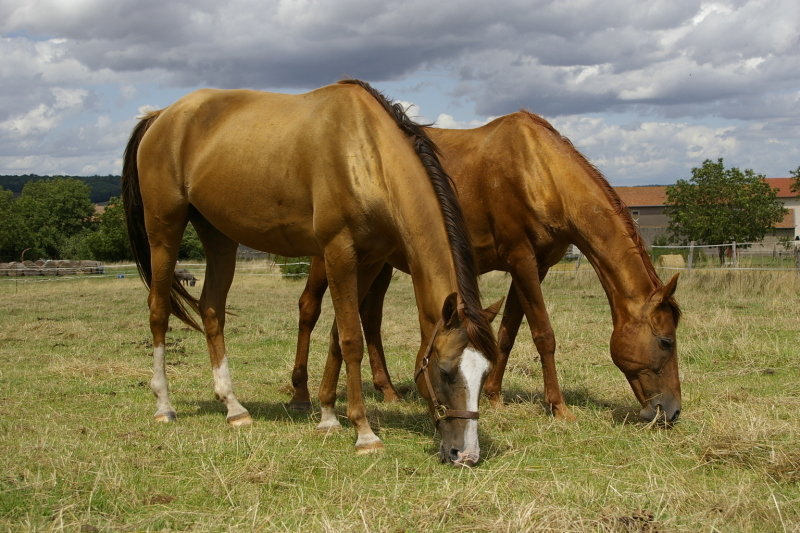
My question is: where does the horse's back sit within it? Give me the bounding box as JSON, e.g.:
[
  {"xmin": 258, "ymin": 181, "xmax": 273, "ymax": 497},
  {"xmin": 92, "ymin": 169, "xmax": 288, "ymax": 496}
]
[
  {"xmin": 136, "ymin": 84, "xmax": 409, "ymax": 256},
  {"xmin": 428, "ymin": 113, "xmax": 588, "ymax": 270}
]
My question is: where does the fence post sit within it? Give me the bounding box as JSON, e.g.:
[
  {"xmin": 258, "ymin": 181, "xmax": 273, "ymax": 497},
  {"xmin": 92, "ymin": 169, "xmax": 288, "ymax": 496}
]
[
  {"xmin": 732, "ymin": 241, "xmax": 738, "ymax": 268},
  {"xmin": 795, "ymin": 246, "xmax": 800, "ymax": 274},
  {"xmin": 688, "ymin": 241, "xmax": 695, "ymax": 270},
  {"xmin": 575, "ymin": 250, "xmax": 583, "ymax": 272}
]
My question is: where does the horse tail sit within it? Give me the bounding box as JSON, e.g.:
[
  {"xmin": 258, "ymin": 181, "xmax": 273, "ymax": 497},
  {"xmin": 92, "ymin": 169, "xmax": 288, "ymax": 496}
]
[
  {"xmin": 338, "ymin": 79, "xmax": 498, "ymax": 363},
  {"xmin": 121, "ymin": 111, "xmax": 203, "ymax": 332}
]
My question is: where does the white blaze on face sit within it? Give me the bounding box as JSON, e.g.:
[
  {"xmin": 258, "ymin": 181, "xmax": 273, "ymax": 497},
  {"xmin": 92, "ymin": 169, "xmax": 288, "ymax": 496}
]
[{"xmin": 458, "ymin": 347, "xmax": 489, "ymax": 456}]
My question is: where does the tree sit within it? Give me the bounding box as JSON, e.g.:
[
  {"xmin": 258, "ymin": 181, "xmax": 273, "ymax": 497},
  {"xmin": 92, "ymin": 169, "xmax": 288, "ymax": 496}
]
[
  {"xmin": 15, "ymin": 178, "xmax": 95, "ymax": 258},
  {"xmin": 80, "ymin": 197, "xmax": 131, "ymax": 261},
  {"xmin": 0, "ymin": 187, "xmax": 36, "ymax": 262},
  {"xmin": 178, "ymin": 224, "xmax": 205, "ymax": 261},
  {"xmin": 665, "ymin": 159, "xmax": 788, "ymax": 264},
  {"xmin": 790, "ymin": 166, "xmax": 800, "ymax": 194}
]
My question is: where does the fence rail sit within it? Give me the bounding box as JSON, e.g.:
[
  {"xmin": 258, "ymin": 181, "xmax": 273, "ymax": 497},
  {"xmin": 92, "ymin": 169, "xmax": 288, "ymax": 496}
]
[
  {"xmin": 2, "ymin": 240, "xmax": 799, "ymax": 287},
  {"xmin": 0, "ymin": 258, "xmax": 312, "ymax": 285},
  {"xmin": 648, "ymin": 240, "xmax": 800, "ymax": 271}
]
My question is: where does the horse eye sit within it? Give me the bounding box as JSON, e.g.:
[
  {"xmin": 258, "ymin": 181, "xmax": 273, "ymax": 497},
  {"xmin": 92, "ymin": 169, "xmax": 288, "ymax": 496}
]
[
  {"xmin": 658, "ymin": 337, "xmax": 674, "ymax": 351},
  {"xmin": 439, "ymin": 369, "xmax": 457, "ymax": 385}
]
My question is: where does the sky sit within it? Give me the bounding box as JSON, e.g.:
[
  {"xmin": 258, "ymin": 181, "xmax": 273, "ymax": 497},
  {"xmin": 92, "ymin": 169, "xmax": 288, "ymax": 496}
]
[{"xmin": 1, "ymin": 0, "xmax": 798, "ymax": 185}]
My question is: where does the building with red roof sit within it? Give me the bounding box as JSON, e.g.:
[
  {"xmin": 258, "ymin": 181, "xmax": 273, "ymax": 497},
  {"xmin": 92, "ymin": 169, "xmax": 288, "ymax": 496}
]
[{"xmin": 613, "ymin": 178, "xmax": 798, "ymax": 245}]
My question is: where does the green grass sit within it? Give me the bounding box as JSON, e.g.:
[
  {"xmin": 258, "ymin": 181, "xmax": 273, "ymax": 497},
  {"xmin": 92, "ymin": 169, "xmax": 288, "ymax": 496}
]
[{"xmin": 1, "ymin": 266, "xmax": 799, "ymax": 531}]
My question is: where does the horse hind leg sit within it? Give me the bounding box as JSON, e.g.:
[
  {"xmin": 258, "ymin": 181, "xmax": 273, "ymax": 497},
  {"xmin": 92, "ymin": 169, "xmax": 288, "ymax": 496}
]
[
  {"xmin": 288, "ymin": 256, "xmax": 328, "ymax": 411},
  {"xmin": 147, "ymin": 216, "xmax": 189, "ymax": 422},
  {"xmin": 360, "ymin": 263, "xmax": 402, "ymax": 402},
  {"xmin": 192, "ymin": 214, "xmax": 251, "ymax": 426}
]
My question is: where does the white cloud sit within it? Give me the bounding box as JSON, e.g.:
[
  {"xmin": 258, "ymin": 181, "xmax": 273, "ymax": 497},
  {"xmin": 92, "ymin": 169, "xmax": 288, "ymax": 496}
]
[
  {"xmin": 550, "ymin": 113, "xmax": 799, "ymax": 184},
  {"xmin": 432, "ymin": 113, "xmax": 492, "ymax": 129},
  {"xmin": 0, "ymin": 104, "xmax": 58, "ymax": 136},
  {"xmin": 1, "ymin": 0, "xmax": 799, "ymax": 181}
]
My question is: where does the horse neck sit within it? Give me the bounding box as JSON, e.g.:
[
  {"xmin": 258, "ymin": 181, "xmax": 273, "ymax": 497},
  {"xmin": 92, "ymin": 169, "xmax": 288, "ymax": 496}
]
[
  {"xmin": 386, "ymin": 179, "xmax": 461, "ymax": 328},
  {"xmin": 510, "ymin": 112, "xmax": 659, "ymax": 325},
  {"xmin": 569, "ymin": 207, "xmax": 657, "ymax": 326}
]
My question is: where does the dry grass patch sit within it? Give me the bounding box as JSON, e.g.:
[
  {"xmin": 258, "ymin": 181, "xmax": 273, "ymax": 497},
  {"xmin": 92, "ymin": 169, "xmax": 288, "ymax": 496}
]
[
  {"xmin": 48, "ymin": 355, "xmax": 149, "ymax": 380},
  {"xmin": 1, "ymin": 267, "xmax": 799, "ymax": 531}
]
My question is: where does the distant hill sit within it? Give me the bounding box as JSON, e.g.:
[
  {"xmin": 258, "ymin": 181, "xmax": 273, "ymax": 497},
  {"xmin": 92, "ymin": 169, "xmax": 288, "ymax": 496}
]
[{"xmin": 0, "ymin": 174, "xmax": 121, "ymax": 203}]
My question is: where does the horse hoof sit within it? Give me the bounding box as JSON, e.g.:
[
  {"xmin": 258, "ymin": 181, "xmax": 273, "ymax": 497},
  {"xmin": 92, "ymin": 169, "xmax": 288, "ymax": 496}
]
[
  {"xmin": 381, "ymin": 390, "xmax": 403, "ymax": 403},
  {"xmin": 286, "ymin": 401, "xmax": 313, "ymax": 412},
  {"xmin": 227, "ymin": 412, "xmax": 253, "ymax": 427},
  {"xmin": 487, "ymin": 394, "xmax": 504, "ymax": 408},
  {"xmin": 154, "ymin": 411, "xmax": 177, "ymax": 423},
  {"xmin": 552, "ymin": 405, "xmax": 576, "ymax": 422},
  {"xmin": 316, "ymin": 420, "xmax": 342, "ymax": 432},
  {"xmin": 355, "ymin": 440, "xmax": 384, "ymax": 455}
]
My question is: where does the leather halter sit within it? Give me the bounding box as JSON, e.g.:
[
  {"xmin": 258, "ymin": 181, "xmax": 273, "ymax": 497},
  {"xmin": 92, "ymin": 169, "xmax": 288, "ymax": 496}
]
[{"xmin": 414, "ymin": 320, "xmax": 480, "ymax": 424}]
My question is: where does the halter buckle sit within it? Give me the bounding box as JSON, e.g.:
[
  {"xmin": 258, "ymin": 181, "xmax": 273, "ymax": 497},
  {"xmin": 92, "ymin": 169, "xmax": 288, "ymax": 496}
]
[{"xmin": 434, "ymin": 404, "xmax": 449, "ymax": 421}]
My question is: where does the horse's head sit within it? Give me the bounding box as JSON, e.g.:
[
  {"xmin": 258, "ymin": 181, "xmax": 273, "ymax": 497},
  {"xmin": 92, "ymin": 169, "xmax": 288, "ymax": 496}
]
[
  {"xmin": 416, "ymin": 293, "xmax": 501, "ymax": 467},
  {"xmin": 610, "ymin": 273, "xmax": 682, "ymax": 425}
]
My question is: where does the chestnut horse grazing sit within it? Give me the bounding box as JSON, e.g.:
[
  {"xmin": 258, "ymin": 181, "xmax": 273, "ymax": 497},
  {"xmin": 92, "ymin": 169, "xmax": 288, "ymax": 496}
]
[
  {"xmin": 290, "ymin": 111, "xmax": 682, "ymax": 425},
  {"xmin": 121, "ymin": 80, "xmax": 497, "ymax": 464}
]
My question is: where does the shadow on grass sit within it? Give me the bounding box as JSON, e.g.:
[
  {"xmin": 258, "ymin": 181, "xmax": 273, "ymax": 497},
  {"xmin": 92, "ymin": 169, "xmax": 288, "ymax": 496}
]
[
  {"xmin": 179, "ymin": 378, "xmax": 648, "ymax": 435},
  {"xmin": 176, "ymin": 380, "xmax": 433, "ymax": 437},
  {"xmin": 177, "ymin": 380, "xmax": 514, "ymax": 462},
  {"xmin": 497, "ymin": 385, "xmax": 643, "ymax": 426}
]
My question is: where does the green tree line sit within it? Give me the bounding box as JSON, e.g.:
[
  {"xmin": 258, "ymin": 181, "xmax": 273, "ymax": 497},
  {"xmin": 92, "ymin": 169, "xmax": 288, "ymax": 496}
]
[
  {"xmin": 0, "ymin": 178, "xmax": 202, "ymax": 262},
  {"xmin": 0, "ymin": 174, "xmax": 121, "ymax": 203}
]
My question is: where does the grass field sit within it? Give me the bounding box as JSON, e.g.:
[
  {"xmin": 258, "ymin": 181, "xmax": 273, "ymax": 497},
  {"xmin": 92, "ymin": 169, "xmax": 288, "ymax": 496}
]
[{"xmin": 1, "ymin": 264, "xmax": 799, "ymax": 531}]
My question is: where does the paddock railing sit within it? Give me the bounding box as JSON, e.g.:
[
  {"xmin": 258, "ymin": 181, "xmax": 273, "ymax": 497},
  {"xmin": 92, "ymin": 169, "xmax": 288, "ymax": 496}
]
[
  {"xmin": 0, "ymin": 258, "xmax": 312, "ymax": 285},
  {"xmin": 539, "ymin": 241, "xmax": 800, "ymax": 275},
  {"xmin": 2, "ymin": 240, "xmax": 799, "ymax": 286},
  {"xmin": 648, "ymin": 240, "xmax": 800, "ymax": 271}
]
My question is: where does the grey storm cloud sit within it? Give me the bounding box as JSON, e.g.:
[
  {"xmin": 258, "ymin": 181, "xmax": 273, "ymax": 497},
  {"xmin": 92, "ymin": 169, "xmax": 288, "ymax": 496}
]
[
  {"xmin": 1, "ymin": 0, "xmax": 798, "ymax": 180},
  {"xmin": 3, "ymin": 0, "xmax": 798, "ymax": 119}
]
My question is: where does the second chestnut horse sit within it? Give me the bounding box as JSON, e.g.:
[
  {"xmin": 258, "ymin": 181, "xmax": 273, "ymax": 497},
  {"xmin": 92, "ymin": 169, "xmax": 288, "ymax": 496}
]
[{"xmin": 289, "ymin": 111, "xmax": 682, "ymax": 424}]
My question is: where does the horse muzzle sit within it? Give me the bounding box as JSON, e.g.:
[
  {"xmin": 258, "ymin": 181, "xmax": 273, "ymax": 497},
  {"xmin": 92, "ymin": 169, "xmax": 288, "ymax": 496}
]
[
  {"xmin": 441, "ymin": 445, "xmax": 480, "ymax": 467},
  {"xmin": 639, "ymin": 397, "xmax": 681, "ymax": 426}
]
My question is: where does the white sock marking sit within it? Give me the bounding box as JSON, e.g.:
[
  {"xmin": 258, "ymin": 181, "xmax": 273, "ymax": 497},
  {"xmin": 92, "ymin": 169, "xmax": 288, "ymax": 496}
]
[
  {"xmin": 317, "ymin": 406, "xmax": 341, "ymax": 430},
  {"xmin": 151, "ymin": 345, "xmax": 173, "ymax": 414},
  {"xmin": 213, "ymin": 356, "xmax": 234, "ymax": 400}
]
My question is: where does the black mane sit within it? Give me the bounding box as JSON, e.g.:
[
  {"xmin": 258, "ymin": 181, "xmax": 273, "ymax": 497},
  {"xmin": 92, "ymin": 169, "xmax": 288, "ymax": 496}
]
[{"xmin": 340, "ymin": 79, "xmax": 498, "ymax": 360}]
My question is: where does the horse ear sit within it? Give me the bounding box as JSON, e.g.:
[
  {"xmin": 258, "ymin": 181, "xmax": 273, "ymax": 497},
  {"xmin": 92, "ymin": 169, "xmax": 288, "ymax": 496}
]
[
  {"xmin": 442, "ymin": 292, "xmax": 461, "ymax": 329},
  {"xmin": 654, "ymin": 273, "xmax": 679, "ymax": 305},
  {"xmin": 483, "ymin": 297, "xmax": 505, "ymax": 323}
]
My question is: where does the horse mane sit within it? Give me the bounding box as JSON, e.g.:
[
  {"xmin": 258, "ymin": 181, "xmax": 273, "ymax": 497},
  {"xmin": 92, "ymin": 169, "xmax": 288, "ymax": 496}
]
[
  {"xmin": 339, "ymin": 79, "xmax": 498, "ymax": 360},
  {"xmin": 518, "ymin": 110, "xmax": 681, "ymax": 322}
]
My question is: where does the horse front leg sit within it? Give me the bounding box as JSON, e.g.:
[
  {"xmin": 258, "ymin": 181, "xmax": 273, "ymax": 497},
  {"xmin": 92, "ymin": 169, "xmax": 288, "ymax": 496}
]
[
  {"xmin": 319, "ymin": 238, "xmax": 384, "ymax": 453},
  {"xmin": 484, "ymin": 282, "xmax": 523, "ymax": 406},
  {"xmin": 507, "ymin": 249, "xmax": 574, "ymax": 421},
  {"xmin": 317, "ymin": 318, "xmax": 343, "ymax": 431},
  {"xmin": 289, "ymin": 256, "xmax": 328, "ymax": 411}
]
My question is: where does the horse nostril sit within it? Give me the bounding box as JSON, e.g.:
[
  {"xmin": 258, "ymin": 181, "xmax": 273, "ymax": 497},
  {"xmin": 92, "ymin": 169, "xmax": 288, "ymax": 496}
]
[
  {"xmin": 670, "ymin": 409, "xmax": 681, "ymax": 422},
  {"xmin": 449, "ymin": 448, "xmax": 460, "ymax": 462}
]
